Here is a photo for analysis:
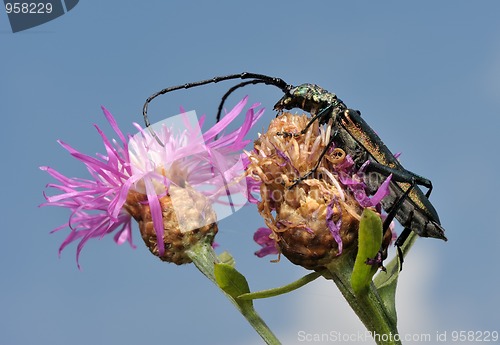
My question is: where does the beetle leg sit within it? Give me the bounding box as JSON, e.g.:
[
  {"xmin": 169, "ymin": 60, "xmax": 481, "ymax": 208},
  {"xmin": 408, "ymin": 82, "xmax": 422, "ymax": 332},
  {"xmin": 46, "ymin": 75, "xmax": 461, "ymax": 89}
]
[{"xmin": 367, "ymin": 160, "xmax": 433, "ymax": 197}]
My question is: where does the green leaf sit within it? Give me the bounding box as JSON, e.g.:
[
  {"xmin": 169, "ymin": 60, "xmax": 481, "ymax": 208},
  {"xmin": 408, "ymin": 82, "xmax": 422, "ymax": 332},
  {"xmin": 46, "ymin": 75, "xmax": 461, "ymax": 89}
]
[
  {"xmin": 373, "ymin": 262, "xmax": 398, "ymax": 324},
  {"xmin": 326, "ymin": 247, "xmax": 401, "ymax": 344},
  {"xmin": 351, "ymin": 208, "xmax": 383, "ymax": 295},
  {"xmin": 373, "ymin": 230, "xmax": 418, "ymax": 325},
  {"xmin": 217, "ymin": 251, "xmax": 236, "ymax": 267},
  {"xmin": 187, "ymin": 243, "xmax": 280, "ymax": 344},
  {"xmin": 214, "ymin": 263, "xmax": 252, "ymax": 309},
  {"xmin": 239, "ymin": 271, "xmax": 324, "ymax": 300}
]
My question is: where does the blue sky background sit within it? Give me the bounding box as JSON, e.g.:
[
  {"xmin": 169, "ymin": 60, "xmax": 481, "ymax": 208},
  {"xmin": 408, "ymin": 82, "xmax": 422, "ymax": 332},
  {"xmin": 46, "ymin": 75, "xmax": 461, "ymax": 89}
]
[{"xmin": 2, "ymin": 2, "xmax": 500, "ymax": 344}]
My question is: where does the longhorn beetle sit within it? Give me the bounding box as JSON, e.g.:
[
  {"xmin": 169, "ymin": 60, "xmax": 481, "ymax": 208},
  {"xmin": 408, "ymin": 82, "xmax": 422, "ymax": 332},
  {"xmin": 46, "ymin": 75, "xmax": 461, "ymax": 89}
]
[{"xmin": 142, "ymin": 73, "xmax": 447, "ymax": 267}]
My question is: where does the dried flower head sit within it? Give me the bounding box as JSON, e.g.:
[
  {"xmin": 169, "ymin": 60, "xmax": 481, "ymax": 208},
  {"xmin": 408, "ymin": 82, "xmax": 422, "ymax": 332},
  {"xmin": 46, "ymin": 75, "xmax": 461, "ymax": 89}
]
[
  {"xmin": 41, "ymin": 97, "xmax": 263, "ymax": 266},
  {"xmin": 247, "ymin": 113, "xmax": 392, "ymax": 270}
]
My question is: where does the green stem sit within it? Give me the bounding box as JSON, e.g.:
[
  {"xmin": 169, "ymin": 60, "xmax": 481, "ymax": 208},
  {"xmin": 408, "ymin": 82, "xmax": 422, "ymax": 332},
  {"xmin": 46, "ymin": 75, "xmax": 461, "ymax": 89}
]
[
  {"xmin": 186, "ymin": 242, "xmax": 281, "ymax": 345},
  {"xmin": 239, "ymin": 271, "xmax": 324, "ymax": 300},
  {"xmin": 325, "ymin": 249, "xmax": 402, "ymax": 345}
]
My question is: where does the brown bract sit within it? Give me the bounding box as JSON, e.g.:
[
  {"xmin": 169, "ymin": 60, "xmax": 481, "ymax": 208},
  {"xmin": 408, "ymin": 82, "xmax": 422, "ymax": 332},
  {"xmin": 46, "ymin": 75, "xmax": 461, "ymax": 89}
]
[
  {"xmin": 247, "ymin": 113, "xmax": 364, "ymax": 269},
  {"xmin": 124, "ymin": 186, "xmax": 218, "ymax": 265}
]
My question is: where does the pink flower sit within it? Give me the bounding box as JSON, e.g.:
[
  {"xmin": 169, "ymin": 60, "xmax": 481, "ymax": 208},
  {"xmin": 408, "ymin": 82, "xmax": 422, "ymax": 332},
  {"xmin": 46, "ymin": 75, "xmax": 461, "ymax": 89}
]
[{"xmin": 41, "ymin": 97, "xmax": 264, "ymax": 267}]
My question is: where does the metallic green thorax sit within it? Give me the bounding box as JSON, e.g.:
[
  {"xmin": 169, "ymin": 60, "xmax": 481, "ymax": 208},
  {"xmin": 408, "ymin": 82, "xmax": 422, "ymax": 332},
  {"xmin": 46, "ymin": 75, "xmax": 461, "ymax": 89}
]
[{"xmin": 274, "ymin": 84, "xmax": 345, "ymax": 118}]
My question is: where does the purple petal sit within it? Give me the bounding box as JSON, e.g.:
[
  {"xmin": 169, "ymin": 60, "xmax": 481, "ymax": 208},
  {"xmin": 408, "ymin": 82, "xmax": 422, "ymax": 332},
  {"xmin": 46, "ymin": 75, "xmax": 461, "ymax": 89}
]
[
  {"xmin": 144, "ymin": 178, "xmax": 165, "ymax": 257},
  {"xmin": 326, "ymin": 198, "xmax": 343, "ymax": 255},
  {"xmin": 369, "ymin": 174, "xmax": 392, "ymax": 206},
  {"xmin": 101, "ymin": 106, "xmax": 127, "ymax": 146},
  {"xmin": 253, "ymin": 227, "xmax": 279, "ymax": 258},
  {"xmin": 203, "ymin": 96, "xmax": 248, "ymax": 141}
]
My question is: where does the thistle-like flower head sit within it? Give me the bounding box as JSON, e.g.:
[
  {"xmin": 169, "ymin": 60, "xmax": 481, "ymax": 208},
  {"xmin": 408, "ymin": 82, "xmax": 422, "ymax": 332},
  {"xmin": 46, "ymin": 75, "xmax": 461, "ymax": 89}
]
[
  {"xmin": 41, "ymin": 97, "xmax": 264, "ymax": 266},
  {"xmin": 247, "ymin": 113, "xmax": 392, "ymax": 269}
]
